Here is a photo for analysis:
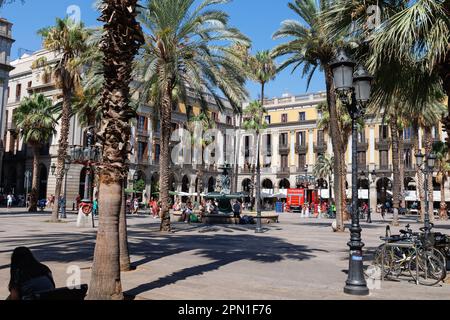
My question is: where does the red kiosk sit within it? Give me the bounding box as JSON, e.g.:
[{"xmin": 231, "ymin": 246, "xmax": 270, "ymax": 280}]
[{"xmin": 286, "ymin": 188, "xmax": 319, "ymax": 213}]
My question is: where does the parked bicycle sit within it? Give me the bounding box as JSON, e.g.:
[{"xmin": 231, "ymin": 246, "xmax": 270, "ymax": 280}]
[{"xmin": 373, "ymin": 224, "xmax": 448, "ymax": 286}]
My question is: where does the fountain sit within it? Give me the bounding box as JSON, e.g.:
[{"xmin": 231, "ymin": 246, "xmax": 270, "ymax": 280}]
[{"xmin": 202, "ymin": 164, "xmax": 247, "ymax": 224}]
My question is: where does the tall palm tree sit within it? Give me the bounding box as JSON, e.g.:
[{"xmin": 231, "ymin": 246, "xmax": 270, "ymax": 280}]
[
  {"xmin": 433, "ymin": 141, "xmax": 450, "ymax": 221},
  {"xmin": 87, "ymin": 0, "xmax": 144, "ymax": 300},
  {"xmin": 14, "ymin": 94, "xmax": 57, "ymax": 212},
  {"xmin": 313, "ymin": 154, "xmax": 334, "ymax": 208},
  {"xmin": 38, "ymin": 17, "xmax": 90, "ymax": 222},
  {"xmin": 134, "ymin": 0, "xmax": 249, "ymax": 232},
  {"xmin": 248, "ymin": 51, "xmax": 277, "ymax": 224},
  {"xmin": 272, "ymin": 0, "xmax": 348, "ymax": 231},
  {"xmin": 243, "ymin": 100, "xmax": 268, "ymax": 221}
]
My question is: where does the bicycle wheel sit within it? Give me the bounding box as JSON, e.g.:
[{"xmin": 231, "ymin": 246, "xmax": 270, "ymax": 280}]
[
  {"xmin": 373, "ymin": 245, "xmax": 394, "ymax": 278},
  {"xmin": 409, "ymin": 248, "xmax": 446, "ymax": 286}
]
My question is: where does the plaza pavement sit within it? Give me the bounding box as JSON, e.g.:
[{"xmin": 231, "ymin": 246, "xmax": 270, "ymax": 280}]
[{"xmin": 0, "ymin": 208, "xmax": 450, "ymax": 300}]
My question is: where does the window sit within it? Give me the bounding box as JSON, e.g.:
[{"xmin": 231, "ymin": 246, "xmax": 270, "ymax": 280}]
[
  {"xmin": 15, "ymin": 83, "xmax": 21, "ymax": 99},
  {"xmin": 358, "ymin": 129, "xmax": 365, "ymax": 143},
  {"xmin": 298, "ymin": 154, "xmax": 306, "ymax": 169},
  {"xmin": 280, "ymin": 133, "xmax": 288, "ymax": 146},
  {"xmin": 403, "ymin": 127, "xmax": 412, "ymax": 140},
  {"xmin": 299, "ymin": 112, "xmax": 306, "ymax": 122},
  {"xmin": 281, "ymin": 114, "xmax": 288, "ymax": 123},
  {"xmin": 137, "ymin": 115, "xmax": 146, "ymax": 132},
  {"xmin": 265, "ymin": 115, "xmax": 271, "ymax": 124},
  {"xmin": 264, "ymin": 134, "xmax": 272, "ymax": 156},
  {"xmin": 432, "ymin": 126, "xmax": 439, "ymax": 140},
  {"xmin": 7, "ymin": 86, "xmax": 9, "ymax": 98},
  {"xmin": 245, "ymin": 136, "xmax": 251, "ymax": 158},
  {"xmin": 357, "ymin": 151, "xmax": 366, "ymax": 166},
  {"xmin": 28, "ymin": 81, "xmax": 32, "ymax": 88},
  {"xmin": 317, "ymin": 130, "xmax": 325, "ymax": 144},
  {"xmin": 380, "ymin": 150, "xmax": 389, "ymax": 168},
  {"xmin": 379, "ymin": 125, "xmax": 389, "ymax": 140},
  {"xmin": 138, "ymin": 142, "xmax": 147, "ymax": 161},
  {"xmin": 281, "ymin": 154, "xmax": 289, "ymax": 169},
  {"xmin": 211, "ymin": 112, "xmax": 218, "ymax": 121},
  {"xmin": 226, "ymin": 116, "xmax": 232, "ymax": 125},
  {"xmin": 154, "ymin": 144, "xmax": 160, "ymax": 163},
  {"xmin": 404, "ymin": 149, "xmax": 413, "ymax": 169},
  {"xmin": 297, "ymin": 131, "xmax": 306, "ymax": 146}
]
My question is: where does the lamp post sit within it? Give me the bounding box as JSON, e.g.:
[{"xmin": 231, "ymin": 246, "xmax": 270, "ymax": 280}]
[
  {"xmin": 24, "ymin": 170, "xmax": 32, "ymax": 208},
  {"xmin": 415, "ymin": 151, "xmax": 436, "ymax": 240},
  {"xmin": 61, "ymin": 157, "xmax": 71, "ymax": 219},
  {"xmin": 331, "ymin": 48, "xmax": 373, "ymax": 296}
]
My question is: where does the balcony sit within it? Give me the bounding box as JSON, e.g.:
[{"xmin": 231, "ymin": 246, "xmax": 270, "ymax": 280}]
[
  {"xmin": 136, "ymin": 128, "xmax": 150, "ymax": 138},
  {"xmin": 374, "ymin": 164, "xmax": 393, "ymax": 175},
  {"xmin": 279, "ymin": 144, "xmax": 290, "ymax": 155},
  {"xmin": 136, "ymin": 157, "xmax": 150, "ymax": 166},
  {"xmin": 403, "ymin": 138, "xmax": 414, "ymax": 148},
  {"xmin": 357, "ymin": 139, "xmax": 369, "ymax": 151},
  {"xmin": 313, "ymin": 140, "xmax": 327, "ymax": 153},
  {"xmin": 357, "ymin": 164, "xmax": 369, "ymax": 173},
  {"xmin": 404, "ymin": 165, "xmax": 417, "ymax": 177},
  {"xmin": 375, "ymin": 138, "xmax": 391, "ymax": 150},
  {"xmin": 295, "ymin": 143, "xmax": 308, "ymax": 154}
]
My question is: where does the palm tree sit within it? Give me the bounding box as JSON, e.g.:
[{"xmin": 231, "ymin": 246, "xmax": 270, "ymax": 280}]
[
  {"xmin": 247, "ymin": 51, "xmax": 277, "ymax": 224},
  {"xmin": 243, "ymin": 100, "xmax": 268, "ymax": 221},
  {"xmin": 14, "ymin": 94, "xmax": 57, "ymax": 212},
  {"xmin": 313, "ymin": 154, "xmax": 334, "ymax": 208},
  {"xmin": 433, "ymin": 141, "xmax": 450, "ymax": 220},
  {"xmin": 134, "ymin": 0, "xmax": 249, "ymax": 232},
  {"xmin": 272, "ymin": 0, "xmax": 348, "ymax": 231},
  {"xmin": 87, "ymin": 0, "xmax": 144, "ymax": 300},
  {"xmin": 38, "ymin": 17, "xmax": 90, "ymax": 222}
]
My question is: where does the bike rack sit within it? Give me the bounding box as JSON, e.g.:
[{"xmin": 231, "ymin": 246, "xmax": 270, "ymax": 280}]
[{"xmin": 381, "ymin": 241, "xmax": 419, "ymax": 285}]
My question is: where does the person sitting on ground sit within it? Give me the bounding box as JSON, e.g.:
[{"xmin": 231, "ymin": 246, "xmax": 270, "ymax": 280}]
[{"xmin": 7, "ymin": 247, "xmax": 56, "ymax": 300}]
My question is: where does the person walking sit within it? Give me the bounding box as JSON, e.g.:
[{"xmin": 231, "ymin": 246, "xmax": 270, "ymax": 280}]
[
  {"xmin": 7, "ymin": 193, "xmax": 13, "ymax": 209},
  {"xmin": 92, "ymin": 198, "xmax": 98, "ymax": 216},
  {"xmin": 133, "ymin": 198, "xmax": 140, "ymax": 215}
]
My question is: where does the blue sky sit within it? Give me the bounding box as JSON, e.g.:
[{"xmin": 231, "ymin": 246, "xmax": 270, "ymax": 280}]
[{"xmin": 1, "ymin": 0, "xmax": 326, "ymax": 99}]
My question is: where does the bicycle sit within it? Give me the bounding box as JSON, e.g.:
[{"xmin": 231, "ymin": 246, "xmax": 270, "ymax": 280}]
[{"xmin": 373, "ymin": 224, "xmax": 447, "ymax": 286}]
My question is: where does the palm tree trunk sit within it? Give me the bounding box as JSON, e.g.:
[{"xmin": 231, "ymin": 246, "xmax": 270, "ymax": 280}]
[
  {"xmin": 390, "ymin": 116, "xmax": 400, "ymax": 226},
  {"xmin": 119, "ymin": 180, "xmax": 131, "ymax": 272},
  {"xmin": 87, "ymin": 0, "xmax": 143, "ymax": 300},
  {"xmin": 29, "ymin": 145, "xmax": 40, "ymax": 212},
  {"xmin": 325, "ymin": 67, "xmax": 344, "ymax": 231},
  {"xmin": 424, "ymin": 126, "xmax": 434, "ymax": 222},
  {"xmin": 398, "ymin": 127, "xmax": 406, "ymax": 210},
  {"xmin": 233, "ymin": 114, "xmax": 243, "ymax": 193},
  {"xmin": 159, "ymin": 83, "xmax": 173, "ymax": 232},
  {"xmin": 51, "ymin": 92, "xmax": 72, "ymax": 222},
  {"xmin": 413, "ymin": 122, "xmax": 425, "ymax": 222}
]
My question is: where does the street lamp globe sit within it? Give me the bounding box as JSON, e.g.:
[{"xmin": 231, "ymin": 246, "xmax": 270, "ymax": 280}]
[
  {"xmin": 330, "ymin": 49, "xmax": 356, "ymax": 93},
  {"xmin": 427, "ymin": 153, "xmax": 437, "ymax": 169},
  {"xmin": 353, "ymin": 65, "xmax": 373, "ymax": 105},
  {"xmin": 415, "ymin": 151, "xmax": 424, "ymax": 167}
]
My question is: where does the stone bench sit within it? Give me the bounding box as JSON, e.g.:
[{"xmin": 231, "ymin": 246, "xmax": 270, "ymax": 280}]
[
  {"xmin": 244, "ymin": 213, "xmax": 280, "ymax": 224},
  {"xmin": 202, "ymin": 214, "xmax": 239, "ymax": 225}
]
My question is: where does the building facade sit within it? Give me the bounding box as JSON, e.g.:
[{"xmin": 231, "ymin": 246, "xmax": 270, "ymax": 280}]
[
  {"xmin": 0, "ymin": 18, "xmax": 14, "ymax": 190},
  {"xmin": 236, "ymin": 93, "xmax": 450, "ymax": 212}
]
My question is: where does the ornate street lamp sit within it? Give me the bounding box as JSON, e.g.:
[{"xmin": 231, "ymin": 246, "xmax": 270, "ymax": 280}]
[
  {"xmin": 415, "ymin": 151, "xmax": 436, "ymax": 240},
  {"xmin": 60, "ymin": 157, "xmax": 71, "ymax": 219},
  {"xmin": 331, "ymin": 48, "xmax": 373, "ymax": 296}
]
